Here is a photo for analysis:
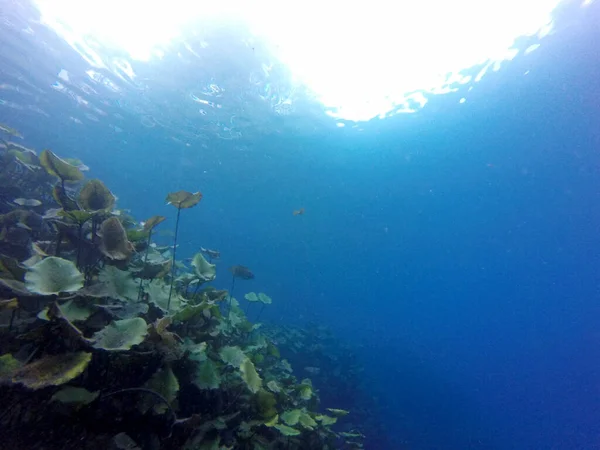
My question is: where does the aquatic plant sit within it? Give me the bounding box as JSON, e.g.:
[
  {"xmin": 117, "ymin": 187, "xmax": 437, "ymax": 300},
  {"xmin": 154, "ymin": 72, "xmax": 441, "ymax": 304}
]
[
  {"xmin": 165, "ymin": 190, "xmax": 202, "ymax": 310},
  {"xmin": 0, "ymin": 352, "xmax": 92, "ymax": 390},
  {"xmin": 58, "ymin": 209, "xmax": 94, "ymax": 268},
  {"xmin": 98, "ymin": 216, "xmax": 134, "ymax": 260},
  {"xmin": 200, "ymin": 246, "xmax": 220, "ymax": 262},
  {"xmin": 24, "ymin": 256, "xmax": 84, "ymax": 295},
  {"xmin": 0, "ymin": 126, "xmax": 360, "ymax": 450},
  {"xmin": 92, "ymin": 317, "xmax": 149, "ymax": 351},
  {"xmin": 228, "ymin": 264, "xmax": 254, "ymax": 311},
  {"xmin": 78, "ymin": 179, "xmax": 115, "ymax": 211},
  {"xmin": 188, "ymin": 251, "xmax": 216, "ymax": 299},
  {"xmin": 39, "ymin": 149, "xmax": 84, "ymax": 188},
  {"xmin": 136, "ymin": 215, "xmax": 166, "ymax": 301}
]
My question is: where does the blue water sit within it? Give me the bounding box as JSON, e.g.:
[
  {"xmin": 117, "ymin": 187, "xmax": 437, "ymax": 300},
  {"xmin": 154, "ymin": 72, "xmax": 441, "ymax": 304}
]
[{"xmin": 2, "ymin": 0, "xmax": 600, "ymax": 448}]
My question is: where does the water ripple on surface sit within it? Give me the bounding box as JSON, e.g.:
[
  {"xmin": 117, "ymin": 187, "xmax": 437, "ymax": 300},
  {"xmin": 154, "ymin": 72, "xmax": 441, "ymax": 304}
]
[{"xmin": 0, "ymin": 0, "xmax": 588, "ymax": 147}]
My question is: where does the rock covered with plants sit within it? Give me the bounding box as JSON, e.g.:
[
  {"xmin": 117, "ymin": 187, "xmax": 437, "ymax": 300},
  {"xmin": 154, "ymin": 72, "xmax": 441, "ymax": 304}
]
[{"xmin": 0, "ymin": 124, "xmax": 364, "ymax": 450}]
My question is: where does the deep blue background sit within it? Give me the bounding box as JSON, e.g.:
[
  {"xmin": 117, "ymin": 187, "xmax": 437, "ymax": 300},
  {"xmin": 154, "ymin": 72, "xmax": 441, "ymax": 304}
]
[{"xmin": 2, "ymin": 1, "xmax": 600, "ymax": 448}]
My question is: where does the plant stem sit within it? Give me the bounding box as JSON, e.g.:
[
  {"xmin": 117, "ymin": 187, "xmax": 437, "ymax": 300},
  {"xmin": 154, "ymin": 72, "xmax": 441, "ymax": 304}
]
[
  {"xmin": 166, "ymin": 207, "xmax": 181, "ymax": 310},
  {"xmin": 255, "ymin": 304, "xmax": 266, "ymax": 323},
  {"xmin": 8, "ymin": 309, "xmax": 16, "ymax": 331},
  {"xmin": 76, "ymin": 223, "xmax": 83, "ymax": 268},
  {"xmin": 137, "ymin": 229, "xmax": 153, "ymax": 302},
  {"xmin": 228, "ymin": 275, "xmax": 236, "ymax": 312},
  {"xmin": 91, "ymin": 216, "xmax": 97, "ymax": 245},
  {"xmin": 192, "ymin": 279, "xmax": 202, "ymax": 302},
  {"xmin": 101, "ymin": 387, "xmax": 176, "ymax": 433}
]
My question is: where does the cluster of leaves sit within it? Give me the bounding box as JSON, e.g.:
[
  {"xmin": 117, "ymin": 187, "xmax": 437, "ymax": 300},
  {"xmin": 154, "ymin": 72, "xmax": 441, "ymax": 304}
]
[
  {"xmin": 264, "ymin": 324, "xmax": 393, "ymax": 448},
  {"xmin": 0, "ymin": 125, "xmax": 361, "ymax": 450}
]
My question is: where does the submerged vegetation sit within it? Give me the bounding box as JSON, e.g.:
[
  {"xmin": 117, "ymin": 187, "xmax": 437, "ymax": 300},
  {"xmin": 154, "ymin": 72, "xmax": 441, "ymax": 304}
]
[{"xmin": 0, "ymin": 125, "xmax": 365, "ymax": 449}]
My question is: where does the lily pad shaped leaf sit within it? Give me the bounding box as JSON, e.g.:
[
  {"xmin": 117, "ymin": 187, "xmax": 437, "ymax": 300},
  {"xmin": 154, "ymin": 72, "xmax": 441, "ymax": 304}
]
[
  {"xmin": 274, "ymin": 424, "xmax": 301, "ymax": 436},
  {"xmin": 244, "ymin": 292, "xmax": 259, "ymax": 302},
  {"xmin": 281, "ymin": 409, "xmax": 302, "ymax": 426},
  {"xmin": 219, "ymin": 346, "xmax": 247, "ymax": 368},
  {"xmin": 3, "ymin": 352, "xmax": 92, "ymax": 390},
  {"xmin": 195, "ymin": 358, "xmax": 221, "ymax": 390},
  {"xmin": 146, "ymin": 280, "xmax": 184, "ymax": 313},
  {"xmin": 98, "ymin": 266, "xmax": 138, "ymax": 301},
  {"xmin": 78, "ymin": 179, "xmax": 116, "ymax": 211},
  {"xmin": 298, "ymin": 411, "xmax": 318, "ymax": 429},
  {"xmin": 99, "ymin": 217, "xmax": 133, "ymax": 260},
  {"xmin": 143, "ymin": 215, "xmax": 166, "ymax": 231},
  {"xmin": 141, "ymin": 366, "xmax": 179, "ymax": 414},
  {"xmin": 25, "ymin": 256, "xmax": 84, "ymax": 295},
  {"xmin": 166, "ymin": 190, "xmax": 202, "ymax": 209},
  {"xmin": 51, "ymin": 386, "xmax": 99, "ymax": 405},
  {"xmin": 186, "ymin": 340, "xmax": 207, "ymax": 362},
  {"xmin": 240, "ymin": 358, "xmax": 262, "ymax": 393},
  {"xmin": 258, "ymin": 293, "xmax": 272, "ymax": 304},
  {"xmin": 40, "ymin": 149, "xmax": 84, "ymax": 182},
  {"xmin": 92, "ymin": 318, "xmax": 148, "ymax": 351},
  {"xmin": 315, "ymin": 415, "xmax": 337, "ymax": 426},
  {"xmin": 298, "ymin": 379, "xmax": 313, "ymax": 400},
  {"xmin": 98, "ymin": 265, "xmax": 139, "ymax": 302},
  {"xmin": 38, "ymin": 299, "xmax": 94, "ymax": 322},
  {"xmin": 191, "ymin": 252, "xmax": 216, "ymax": 282}
]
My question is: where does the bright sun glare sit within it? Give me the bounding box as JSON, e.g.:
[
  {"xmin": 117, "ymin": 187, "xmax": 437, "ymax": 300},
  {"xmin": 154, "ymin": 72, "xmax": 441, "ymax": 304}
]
[{"xmin": 34, "ymin": 0, "xmax": 575, "ymax": 122}]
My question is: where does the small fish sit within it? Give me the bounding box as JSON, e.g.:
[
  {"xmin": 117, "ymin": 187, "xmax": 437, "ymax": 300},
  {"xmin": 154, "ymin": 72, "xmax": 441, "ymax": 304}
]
[
  {"xmin": 31, "ymin": 242, "xmax": 48, "ymax": 256},
  {"xmin": 0, "ymin": 298, "xmax": 18, "ymax": 310},
  {"xmin": 13, "ymin": 198, "xmax": 42, "ymax": 207},
  {"xmin": 293, "ymin": 207, "xmax": 305, "ymax": 216},
  {"xmin": 200, "ymin": 247, "xmax": 220, "ymax": 259},
  {"xmin": 0, "ymin": 123, "xmax": 23, "ymax": 138},
  {"xmin": 304, "ymin": 366, "xmax": 320, "ymax": 374},
  {"xmin": 43, "ymin": 208, "xmax": 62, "ymax": 219}
]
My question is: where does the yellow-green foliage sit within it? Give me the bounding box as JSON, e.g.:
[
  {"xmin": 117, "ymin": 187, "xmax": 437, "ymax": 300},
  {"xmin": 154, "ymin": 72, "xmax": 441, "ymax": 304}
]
[
  {"xmin": 316, "ymin": 414, "xmax": 338, "ymax": 425},
  {"xmin": 40, "ymin": 149, "xmax": 84, "ymax": 182},
  {"xmin": 297, "ymin": 379, "xmax": 313, "ymax": 400},
  {"xmin": 3, "ymin": 352, "xmax": 92, "ymax": 390},
  {"xmin": 281, "ymin": 409, "xmax": 302, "ymax": 426},
  {"xmin": 298, "ymin": 411, "xmax": 318, "ymax": 429},
  {"xmin": 219, "ymin": 346, "xmax": 247, "ymax": 368},
  {"xmin": 274, "ymin": 424, "xmax": 301, "ymax": 436},
  {"xmin": 255, "ymin": 389, "xmax": 277, "ymax": 419},
  {"xmin": 166, "ymin": 191, "xmax": 202, "ymax": 209},
  {"xmin": 240, "ymin": 358, "xmax": 262, "ymax": 393},
  {"xmin": 38, "ymin": 299, "xmax": 94, "ymax": 322},
  {"xmin": 24, "ymin": 256, "xmax": 84, "ymax": 295},
  {"xmin": 92, "ymin": 318, "xmax": 148, "ymax": 351},
  {"xmin": 141, "ymin": 366, "xmax": 179, "ymax": 414},
  {"xmin": 0, "ymin": 354, "xmax": 20, "ymax": 378},
  {"xmin": 195, "ymin": 358, "xmax": 221, "ymax": 390}
]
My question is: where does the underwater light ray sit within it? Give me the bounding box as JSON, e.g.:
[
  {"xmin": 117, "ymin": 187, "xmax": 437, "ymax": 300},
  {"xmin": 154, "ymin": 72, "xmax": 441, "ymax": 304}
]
[{"xmin": 34, "ymin": 0, "xmax": 581, "ymax": 122}]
